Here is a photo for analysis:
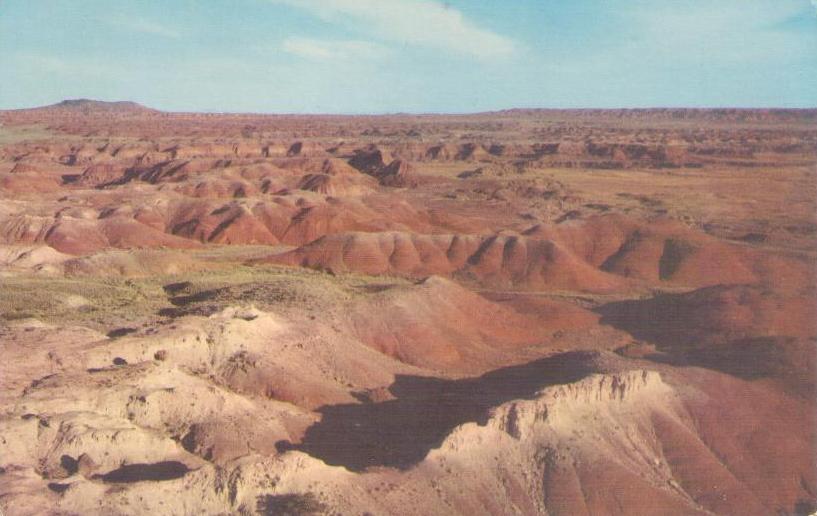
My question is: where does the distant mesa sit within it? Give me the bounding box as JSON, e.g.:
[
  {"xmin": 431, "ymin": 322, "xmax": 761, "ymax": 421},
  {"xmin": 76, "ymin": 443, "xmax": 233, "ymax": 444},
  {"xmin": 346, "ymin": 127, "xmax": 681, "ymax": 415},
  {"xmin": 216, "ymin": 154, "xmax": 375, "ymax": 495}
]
[{"xmin": 31, "ymin": 99, "xmax": 158, "ymax": 114}]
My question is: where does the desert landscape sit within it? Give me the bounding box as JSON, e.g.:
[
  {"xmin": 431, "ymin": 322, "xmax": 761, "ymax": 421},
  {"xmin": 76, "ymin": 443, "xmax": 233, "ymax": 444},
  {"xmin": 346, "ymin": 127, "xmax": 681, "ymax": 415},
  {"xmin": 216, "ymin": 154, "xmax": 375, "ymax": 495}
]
[{"xmin": 0, "ymin": 99, "xmax": 814, "ymax": 515}]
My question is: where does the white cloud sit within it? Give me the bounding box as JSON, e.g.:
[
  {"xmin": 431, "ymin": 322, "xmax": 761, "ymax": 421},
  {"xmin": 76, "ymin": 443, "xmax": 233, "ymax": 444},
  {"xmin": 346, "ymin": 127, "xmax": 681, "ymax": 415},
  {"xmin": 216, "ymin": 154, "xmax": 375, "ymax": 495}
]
[
  {"xmin": 282, "ymin": 37, "xmax": 389, "ymax": 60},
  {"xmin": 106, "ymin": 15, "xmax": 181, "ymax": 39},
  {"xmin": 271, "ymin": 0, "xmax": 515, "ymax": 59},
  {"xmin": 623, "ymin": 0, "xmax": 813, "ymax": 65}
]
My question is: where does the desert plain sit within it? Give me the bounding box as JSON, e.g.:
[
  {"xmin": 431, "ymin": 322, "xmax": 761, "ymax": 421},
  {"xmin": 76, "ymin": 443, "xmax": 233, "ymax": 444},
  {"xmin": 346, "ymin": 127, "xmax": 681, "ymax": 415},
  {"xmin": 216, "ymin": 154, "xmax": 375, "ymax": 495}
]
[{"xmin": 0, "ymin": 100, "xmax": 815, "ymax": 515}]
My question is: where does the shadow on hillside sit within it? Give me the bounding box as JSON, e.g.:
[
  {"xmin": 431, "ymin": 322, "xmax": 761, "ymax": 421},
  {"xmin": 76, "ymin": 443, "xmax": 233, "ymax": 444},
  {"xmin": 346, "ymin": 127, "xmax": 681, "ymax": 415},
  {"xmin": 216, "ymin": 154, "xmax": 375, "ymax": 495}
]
[
  {"xmin": 596, "ymin": 292, "xmax": 793, "ymax": 380},
  {"xmin": 283, "ymin": 351, "xmax": 597, "ymax": 471}
]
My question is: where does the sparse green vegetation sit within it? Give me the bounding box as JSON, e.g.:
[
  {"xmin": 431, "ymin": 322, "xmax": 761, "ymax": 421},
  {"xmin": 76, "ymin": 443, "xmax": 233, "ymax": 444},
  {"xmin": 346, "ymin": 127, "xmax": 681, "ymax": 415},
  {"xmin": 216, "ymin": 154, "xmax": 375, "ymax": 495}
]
[
  {"xmin": 0, "ymin": 276, "xmax": 165, "ymax": 328},
  {"xmin": 0, "ymin": 262, "xmax": 410, "ymax": 330},
  {"xmin": 0, "ymin": 124, "xmax": 57, "ymax": 145}
]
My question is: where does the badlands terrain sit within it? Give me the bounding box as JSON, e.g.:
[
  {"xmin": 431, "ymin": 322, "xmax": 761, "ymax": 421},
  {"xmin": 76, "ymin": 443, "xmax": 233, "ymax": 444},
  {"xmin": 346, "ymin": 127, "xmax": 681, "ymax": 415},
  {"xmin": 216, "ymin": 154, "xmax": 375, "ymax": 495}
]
[{"xmin": 0, "ymin": 100, "xmax": 815, "ymax": 515}]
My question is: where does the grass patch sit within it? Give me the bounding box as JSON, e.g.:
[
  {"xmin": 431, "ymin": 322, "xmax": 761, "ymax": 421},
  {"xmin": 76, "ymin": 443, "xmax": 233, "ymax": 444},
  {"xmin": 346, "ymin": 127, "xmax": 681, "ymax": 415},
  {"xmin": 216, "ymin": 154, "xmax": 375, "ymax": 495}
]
[
  {"xmin": 0, "ymin": 124, "xmax": 57, "ymax": 145},
  {"xmin": 0, "ymin": 276, "xmax": 166, "ymax": 328},
  {"xmin": 0, "ymin": 263, "xmax": 410, "ymax": 330}
]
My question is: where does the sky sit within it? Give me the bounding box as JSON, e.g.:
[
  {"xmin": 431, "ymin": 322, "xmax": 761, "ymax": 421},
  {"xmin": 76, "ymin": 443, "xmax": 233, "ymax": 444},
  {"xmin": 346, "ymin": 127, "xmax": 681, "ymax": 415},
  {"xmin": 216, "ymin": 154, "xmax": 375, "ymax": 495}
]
[{"xmin": 1, "ymin": 0, "xmax": 815, "ymax": 113}]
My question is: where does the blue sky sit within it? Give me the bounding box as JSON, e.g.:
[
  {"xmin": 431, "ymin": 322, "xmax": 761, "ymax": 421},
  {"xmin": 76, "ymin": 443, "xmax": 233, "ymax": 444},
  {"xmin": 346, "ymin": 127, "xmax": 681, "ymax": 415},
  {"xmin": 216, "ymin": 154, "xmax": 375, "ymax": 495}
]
[{"xmin": 1, "ymin": 0, "xmax": 815, "ymax": 113}]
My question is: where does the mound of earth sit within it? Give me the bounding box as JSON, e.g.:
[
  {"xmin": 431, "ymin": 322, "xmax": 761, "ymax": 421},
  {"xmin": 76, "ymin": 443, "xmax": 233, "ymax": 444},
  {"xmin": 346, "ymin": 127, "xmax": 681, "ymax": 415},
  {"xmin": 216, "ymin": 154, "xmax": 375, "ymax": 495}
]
[
  {"xmin": 264, "ymin": 229, "xmax": 629, "ymax": 292},
  {"xmin": 527, "ymin": 215, "xmax": 812, "ymax": 289},
  {"xmin": 350, "ymin": 276, "xmax": 597, "ymax": 372},
  {"xmin": 37, "ymin": 99, "xmax": 158, "ymax": 115},
  {"xmin": 296, "ymin": 172, "xmax": 377, "ymax": 196}
]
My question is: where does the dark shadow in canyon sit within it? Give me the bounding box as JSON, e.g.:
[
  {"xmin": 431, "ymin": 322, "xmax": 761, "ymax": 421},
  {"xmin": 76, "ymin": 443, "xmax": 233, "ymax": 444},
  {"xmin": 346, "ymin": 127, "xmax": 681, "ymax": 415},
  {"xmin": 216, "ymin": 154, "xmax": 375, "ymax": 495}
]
[
  {"xmin": 93, "ymin": 461, "xmax": 190, "ymax": 483},
  {"xmin": 284, "ymin": 351, "xmax": 597, "ymax": 472},
  {"xmin": 596, "ymin": 290, "xmax": 797, "ymax": 381}
]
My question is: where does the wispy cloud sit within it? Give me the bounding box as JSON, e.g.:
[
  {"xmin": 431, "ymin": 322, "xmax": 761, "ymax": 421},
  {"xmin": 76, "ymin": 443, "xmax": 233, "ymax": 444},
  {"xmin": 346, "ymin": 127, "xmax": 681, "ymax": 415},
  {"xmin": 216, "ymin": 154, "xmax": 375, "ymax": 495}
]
[
  {"xmin": 271, "ymin": 0, "xmax": 515, "ymax": 59},
  {"xmin": 11, "ymin": 53, "xmax": 131, "ymax": 79},
  {"xmin": 282, "ymin": 37, "xmax": 389, "ymax": 61},
  {"xmin": 105, "ymin": 14, "xmax": 181, "ymax": 39},
  {"xmin": 623, "ymin": 0, "xmax": 814, "ymax": 65}
]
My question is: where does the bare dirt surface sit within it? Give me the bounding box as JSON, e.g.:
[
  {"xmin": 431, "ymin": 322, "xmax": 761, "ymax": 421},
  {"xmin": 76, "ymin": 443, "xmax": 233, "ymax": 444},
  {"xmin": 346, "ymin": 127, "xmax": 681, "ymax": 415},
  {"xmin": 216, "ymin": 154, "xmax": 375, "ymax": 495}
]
[{"xmin": 1, "ymin": 100, "xmax": 815, "ymax": 515}]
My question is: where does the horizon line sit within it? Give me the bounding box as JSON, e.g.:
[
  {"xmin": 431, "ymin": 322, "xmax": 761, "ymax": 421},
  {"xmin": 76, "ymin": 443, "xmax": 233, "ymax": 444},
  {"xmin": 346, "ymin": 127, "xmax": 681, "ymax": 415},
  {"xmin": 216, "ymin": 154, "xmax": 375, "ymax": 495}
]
[{"xmin": 2, "ymin": 98, "xmax": 816, "ymax": 117}]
